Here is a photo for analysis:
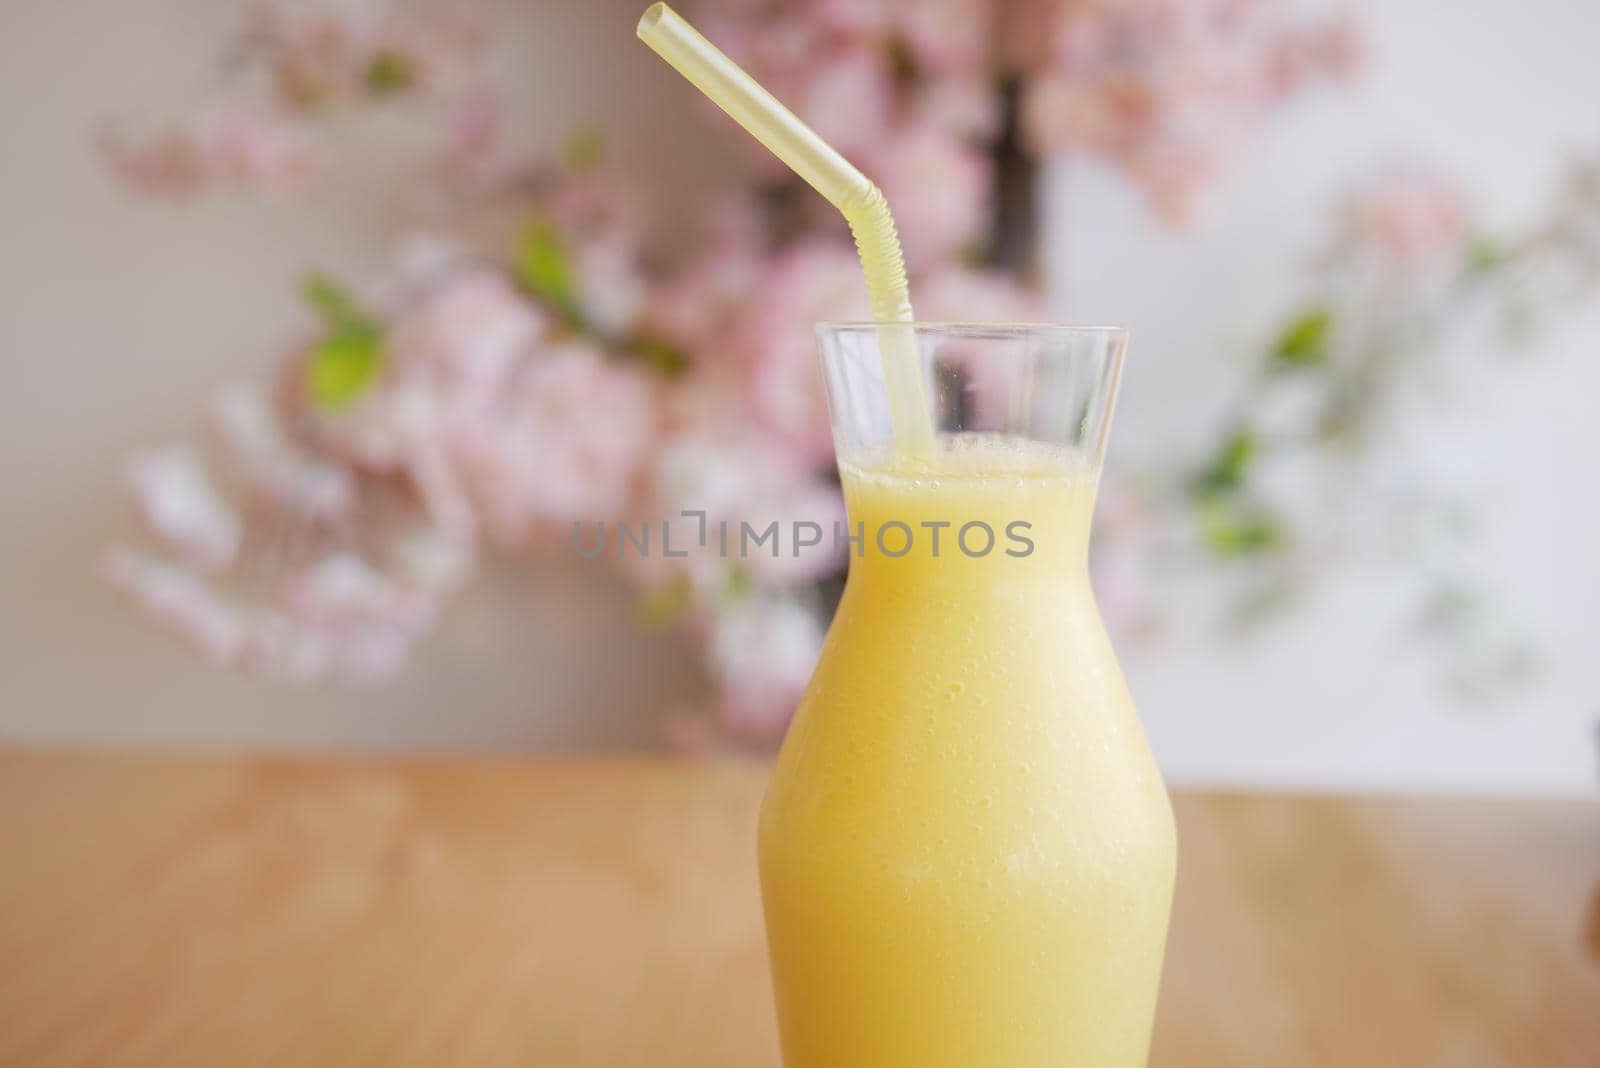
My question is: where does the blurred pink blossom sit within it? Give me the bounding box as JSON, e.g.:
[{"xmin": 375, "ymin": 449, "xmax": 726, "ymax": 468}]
[
  {"xmin": 247, "ymin": 0, "xmax": 483, "ymax": 111},
  {"xmin": 916, "ymin": 77, "xmax": 1004, "ymax": 141},
  {"xmin": 199, "ymin": 110, "xmax": 316, "ymax": 193},
  {"xmin": 102, "ymin": 0, "xmax": 495, "ymax": 203},
  {"xmin": 391, "ymin": 271, "xmax": 545, "ymax": 393},
  {"xmin": 791, "ymin": 47, "xmax": 898, "ymax": 162},
  {"xmin": 331, "ymin": 270, "xmax": 544, "ymax": 478},
  {"xmin": 795, "ymin": 0, "xmax": 889, "ymax": 37},
  {"xmin": 1022, "ymin": 1, "xmax": 1360, "ymax": 221},
  {"xmin": 104, "ymin": 550, "xmax": 246, "ymax": 660},
  {"xmin": 727, "ymin": 241, "xmax": 870, "ymax": 464},
  {"xmin": 114, "ymin": 380, "xmax": 463, "ymax": 683},
  {"xmin": 701, "ymin": 16, "xmax": 896, "ymax": 171},
  {"xmin": 640, "ymin": 196, "xmax": 767, "ymax": 354},
  {"xmin": 1091, "ymin": 481, "xmax": 1165, "ymax": 641},
  {"xmin": 97, "ymin": 126, "xmax": 209, "ymax": 199},
  {"xmin": 535, "ymin": 170, "xmax": 654, "ymax": 336},
  {"xmin": 914, "ymin": 262, "xmax": 1049, "ymax": 322},
  {"xmin": 450, "ymin": 343, "xmax": 658, "ymax": 545},
  {"xmin": 1338, "ymin": 169, "xmax": 1471, "ymax": 273},
  {"xmin": 632, "ymin": 427, "xmax": 846, "ymax": 599},
  {"xmin": 1267, "ymin": 16, "xmax": 1363, "ymax": 95},
  {"xmin": 573, "ymin": 234, "xmax": 650, "ymax": 338},
  {"xmin": 869, "ymin": 118, "xmax": 992, "ymax": 266},
  {"xmin": 211, "ymin": 385, "xmax": 356, "ymax": 522},
  {"xmin": 890, "ymin": 0, "xmax": 996, "ymax": 74},
  {"xmin": 337, "ymin": 299, "xmax": 661, "ymax": 546},
  {"xmin": 707, "ymin": 593, "xmax": 826, "ymax": 739},
  {"xmin": 315, "ymin": 269, "xmax": 551, "ymax": 544},
  {"xmin": 103, "ymin": 540, "xmax": 444, "ymax": 685},
  {"xmin": 127, "ymin": 449, "xmax": 242, "ymax": 572},
  {"xmin": 271, "ymin": 552, "xmax": 437, "ymax": 683},
  {"xmin": 388, "ymin": 524, "xmax": 476, "ymax": 595},
  {"xmin": 98, "ymin": 113, "xmax": 313, "ymax": 199},
  {"xmin": 430, "ymin": 86, "xmax": 528, "ymax": 193}
]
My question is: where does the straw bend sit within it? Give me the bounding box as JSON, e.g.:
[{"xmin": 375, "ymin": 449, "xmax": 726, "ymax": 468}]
[{"xmin": 636, "ymin": 1, "xmax": 932, "ymax": 451}]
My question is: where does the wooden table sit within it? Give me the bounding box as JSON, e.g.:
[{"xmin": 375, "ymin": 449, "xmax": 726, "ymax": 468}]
[{"xmin": 0, "ymin": 750, "xmax": 1595, "ymax": 1066}]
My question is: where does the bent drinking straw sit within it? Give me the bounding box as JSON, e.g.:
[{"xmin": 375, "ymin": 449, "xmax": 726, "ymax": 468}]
[{"xmin": 636, "ymin": 2, "xmax": 934, "ymax": 453}]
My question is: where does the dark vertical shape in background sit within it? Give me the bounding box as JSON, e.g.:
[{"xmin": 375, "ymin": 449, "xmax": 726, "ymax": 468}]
[{"xmin": 990, "ymin": 76, "xmax": 1039, "ymax": 277}]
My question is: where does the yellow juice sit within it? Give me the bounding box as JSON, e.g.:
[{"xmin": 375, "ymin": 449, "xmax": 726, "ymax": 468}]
[{"xmin": 759, "ymin": 434, "xmax": 1177, "ymax": 1068}]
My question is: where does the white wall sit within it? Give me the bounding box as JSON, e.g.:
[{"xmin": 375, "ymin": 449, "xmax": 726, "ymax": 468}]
[
  {"xmin": 1046, "ymin": 0, "xmax": 1600, "ymax": 794},
  {"xmin": 1, "ymin": 0, "xmax": 1595, "ymax": 792}
]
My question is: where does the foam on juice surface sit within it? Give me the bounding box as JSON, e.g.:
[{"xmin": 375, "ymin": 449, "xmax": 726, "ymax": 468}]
[{"xmin": 841, "ymin": 432, "xmax": 1094, "ymax": 485}]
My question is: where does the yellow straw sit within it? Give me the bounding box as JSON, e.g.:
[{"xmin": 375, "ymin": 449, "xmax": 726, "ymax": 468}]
[{"xmin": 636, "ymin": 2, "xmax": 934, "ymax": 453}]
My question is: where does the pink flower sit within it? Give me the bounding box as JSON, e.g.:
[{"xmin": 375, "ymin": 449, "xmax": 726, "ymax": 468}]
[
  {"xmin": 98, "ymin": 110, "xmax": 314, "ymax": 200},
  {"xmin": 251, "ymin": 2, "xmax": 365, "ymax": 108},
  {"xmin": 796, "ymin": 0, "xmax": 889, "ymax": 37},
  {"xmin": 641, "ymin": 198, "xmax": 767, "ymax": 353},
  {"xmin": 97, "ymin": 125, "xmax": 208, "ymax": 199},
  {"xmin": 1339, "ymin": 169, "xmax": 1471, "ymax": 273},
  {"xmin": 1090, "ymin": 480, "xmax": 1165, "ymax": 642},
  {"xmin": 868, "ymin": 118, "xmax": 992, "ymax": 267},
  {"xmin": 914, "ymin": 263, "xmax": 1049, "ymax": 322},
  {"xmin": 707, "ymin": 594, "xmax": 825, "ymax": 739},
  {"xmin": 632, "ymin": 427, "xmax": 846, "ymax": 598},
  {"xmin": 104, "ymin": 549, "xmax": 246, "ymax": 660},
  {"xmin": 387, "ymin": 524, "xmax": 475, "ymax": 595},
  {"xmin": 448, "ymin": 342, "xmax": 658, "ymax": 545},
  {"xmin": 104, "ymin": 542, "xmax": 441, "ymax": 685},
  {"xmin": 889, "ymin": 0, "xmax": 995, "ymax": 74},
  {"xmin": 915, "ymin": 77, "xmax": 1003, "ymax": 141},
  {"xmin": 389, "ymin": 271, "xmax": 545, "ymax": 395},
  {"xmin": 1266, "ymin": 16, "xmax": 1363, "ymax": 96},
  {"xmin": 726, "ymin": 241, "xmax": 871, "ymax": 464},
  {"xmin": 212, "ymin": 384, "xmax": 355, "ymax": 521},
  {"xmin": 573, "ymin": 234, "xmax": 649, "ymax": 338},
  {"xmin": 432, "ymin": 86, "xmax": 521, "ymax": 192},
  {"xmin": 127, "ymin": 449, "xmax": 242, "ymax": 572},
  {"xmin": 791, "ymin": 47, "xmax": 897, "ymax": 162},
  {"xmin": 329, "ymin": 270, "xmax": 543, "ymax": 477},
  {"xmin": 198, "ymin": 110, "xmax": 315, "ymax": 195},
  {"xmin": 702, "ymin": 15, "xmax": 896, "ymax": 174},
  {"xmin": 273, "ymin": 552, "xmax": 437, "ymax": 683},
  {"xmin": 1021, "ymin": 1, "xmax": 1361, "ymax": 223},
  {"xmin": 249, "ymin": 0, "xmax": 484, "ymax": 111},
  {"xmin": 322, "ymin": 271, "xmax": 547, "ymax": 544}
]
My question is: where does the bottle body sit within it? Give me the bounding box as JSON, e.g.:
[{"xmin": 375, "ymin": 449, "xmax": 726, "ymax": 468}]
[{"xmin": 759, "ymin": 434, "xmax": 1176, "ymax": 1068}]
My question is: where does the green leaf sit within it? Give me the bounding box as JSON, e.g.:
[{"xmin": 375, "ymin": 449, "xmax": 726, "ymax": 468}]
[
  {"xmin": 636, "ymin": 576, "xmax": 692, "ymax": 630},
  {"xmin": 301, "ymin": 273, "xmax": 385, "ymax": 411},
  {"xmin": 1196, "ymin": 500, "xmax": 1285, "ymax": 558},
  {"xmin": 365, "ymin": 52, "xmax": 416, "ymax": 95},
  {"xmin": 563, "ymin": 127, "xmax": 605, "ymax": 171},
  {"xmin": 302, "ymin": 273, "xmax": 371, "ymax": 333},
  {"xmin": 307, "ymin": 331, "xmax": 384, "ymax": 410},
  {"xmin": 1462, "ymin": 236, "xmax": 1510, "ymax": 278},
  {"xmin": 1270, "ymin": 306, "xmax": 1333, "ymax": 369},
  {"xmin": 513, "ymin": 218, "xmax": 582, "ymax": 324},
  {"xmin": 1193, "ymin": 428, "xmax": 1259, "ymax": 497},
  {"xmin": 725, "ymin": 566, "xmax": 752, "ymax": 601}
]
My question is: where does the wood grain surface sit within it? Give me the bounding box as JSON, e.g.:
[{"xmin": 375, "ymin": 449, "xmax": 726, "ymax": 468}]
[{"xmin": 0, "ymin": 749, "xmax": 1595, "ymax": 1066}]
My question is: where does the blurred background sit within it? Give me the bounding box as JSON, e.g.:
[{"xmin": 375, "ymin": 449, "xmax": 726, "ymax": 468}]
[{"xmin": 1, "ymin": 0, "xmax": 1596, "ymax": 795}]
